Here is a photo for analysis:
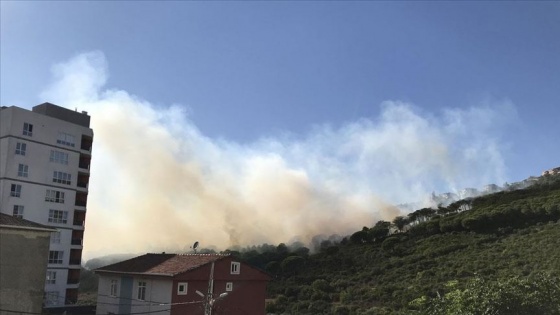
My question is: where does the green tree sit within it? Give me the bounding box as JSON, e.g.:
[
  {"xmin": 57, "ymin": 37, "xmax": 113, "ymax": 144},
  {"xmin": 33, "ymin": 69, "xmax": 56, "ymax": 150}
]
[
  {"xmin": 265, "ymin": 261, "xmax": 281, "ymax": 276},
  {"xmin": 416, "ymin": 274, "xmax": 560, "ymax": 315},
  {"xmin": 281, "ymin": 256, "xmax": 305, "ymax": 276},
  {"xmin": 369, "ymin": 221, "xmax": 391, "ymax": 242},
  {"xmin": 392, "ymin": 216, "xmax": 409, "ymax": 232}
]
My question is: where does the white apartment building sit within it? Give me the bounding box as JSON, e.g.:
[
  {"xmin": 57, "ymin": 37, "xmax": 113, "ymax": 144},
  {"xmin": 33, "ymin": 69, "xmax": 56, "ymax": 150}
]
[{"xmin": 0, "ymin": 103, "xmax": 93, "ymax": 307}]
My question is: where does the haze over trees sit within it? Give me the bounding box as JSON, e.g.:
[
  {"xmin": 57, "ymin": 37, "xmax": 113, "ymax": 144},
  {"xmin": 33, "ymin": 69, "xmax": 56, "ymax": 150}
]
[{"xmin": 80, "ymin": 173, "xmax": 560, "ymax": 314}]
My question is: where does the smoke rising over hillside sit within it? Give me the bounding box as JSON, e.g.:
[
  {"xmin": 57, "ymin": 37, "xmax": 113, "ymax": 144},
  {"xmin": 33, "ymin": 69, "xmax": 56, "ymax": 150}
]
[{"xmin": 40, "ymin": 52, "xmax": 515, "ymax": 259}]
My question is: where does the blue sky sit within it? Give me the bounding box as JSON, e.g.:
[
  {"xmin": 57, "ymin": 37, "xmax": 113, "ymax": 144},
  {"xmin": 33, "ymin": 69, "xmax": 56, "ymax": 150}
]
[{"xmin": 1, "ymin": 1, "xmax": 559, "ymax": 254}]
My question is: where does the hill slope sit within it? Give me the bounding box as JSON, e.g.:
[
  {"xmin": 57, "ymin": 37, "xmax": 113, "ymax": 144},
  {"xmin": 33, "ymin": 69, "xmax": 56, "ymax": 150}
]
[{"xmin": 261, "ymin": 174, "xmax": 560, "ymax": 314}]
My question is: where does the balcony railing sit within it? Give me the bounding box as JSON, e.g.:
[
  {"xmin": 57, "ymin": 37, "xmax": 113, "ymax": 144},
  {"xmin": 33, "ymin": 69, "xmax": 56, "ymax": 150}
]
[
  {"xmin": 73, "ymin": 220, "xmax": 84, "ymax": 227},
  {"xmin": 75, "ymin": 200, "xmax": 87, "ymax": 207},
  {"xmin": 80, "ymin": 143, "xmax": 92, "ymax": 151},
  {"xmin": 69, "ymin": 258, "xmax": 81, "ymax": 265},
  {"xmin": 71, "ymin": 238, "xmax": 83, "ymax": 246},
  {"xmin": 67, "ymin": 278, "xmax": 80, "ymax": 285},
  {"xmin": 77, "ymin": 182, "xmax": 88, "ymax": 189}
]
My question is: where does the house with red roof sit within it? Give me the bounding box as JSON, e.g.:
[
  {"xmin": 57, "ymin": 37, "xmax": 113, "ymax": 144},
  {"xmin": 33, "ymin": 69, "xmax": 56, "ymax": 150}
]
[{"xmin": 95, "ymin": 253, "xmax": 271, "ymax": 315}]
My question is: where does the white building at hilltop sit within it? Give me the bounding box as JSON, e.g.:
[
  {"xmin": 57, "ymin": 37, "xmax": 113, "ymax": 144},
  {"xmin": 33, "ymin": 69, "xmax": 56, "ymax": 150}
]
[{"xmin": 0, "ymin": 103, "xmax": 93, "ymax": 307}]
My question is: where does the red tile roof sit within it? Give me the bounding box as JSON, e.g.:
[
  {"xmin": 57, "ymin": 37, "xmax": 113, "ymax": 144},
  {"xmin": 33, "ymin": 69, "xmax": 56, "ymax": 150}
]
[{"xmin": 95, "ymin": 253, "xmax": 229, "ymax": 276}]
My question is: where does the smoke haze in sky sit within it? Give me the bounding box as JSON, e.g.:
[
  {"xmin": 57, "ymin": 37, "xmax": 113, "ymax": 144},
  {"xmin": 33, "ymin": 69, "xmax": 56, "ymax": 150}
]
[{"xmin": 40, "ymin": 52, "xmax": 516, "ymax": 259}]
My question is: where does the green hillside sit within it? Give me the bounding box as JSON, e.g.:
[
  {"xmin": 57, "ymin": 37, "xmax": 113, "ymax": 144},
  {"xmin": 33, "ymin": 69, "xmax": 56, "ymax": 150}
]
[{"xmin": 245, "ymin": 174, "xmax": 560, "ymax": 314}]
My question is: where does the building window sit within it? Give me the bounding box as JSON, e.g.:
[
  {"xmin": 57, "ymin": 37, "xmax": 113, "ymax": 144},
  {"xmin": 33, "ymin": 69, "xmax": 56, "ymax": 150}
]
[
  {"xmin": 177, "ymin": 282, "xmax": 188, "ymax": 295},
  {"xmin": 17, "ymin": 164, "xmax": 29, "ymax": 177},
  {"xmin": 46, "ymin": 271, "xmax": 57, "ymax": 284},
  {"xmin": 50, "ymin": 231, "xmax": 61, "ymax": 244},
  {"xmin": 45, "ymin": 189, "xmax": 65, "ymax": 203},
  {"xmin": 48, "ymin": 210, "xmax": 68, "ymax": 224},
  {"xmin": 15, "ymin": 142, "xmax": 27, "ymax": 156},
  {"xmin": 12, "ymin": 205, "xmax": 24, "ymax": 218},
  {"xmin": 137, "ymin": 281, "xmax": 147, "ymax": 300},
  {"xmin": 53, "ymin": 171, "xmax": 72, "ymax": 185},
  {"xmin": 226, "ymin": 282, "xmax": 233, "ymax": 292},
  {"xmin": 23, "ymin": 122, "xmax": 33, "ymax": 136},
  {"xmin": 48, "ymin": 251, "xmax": 64, "ymax": 264},
  {"xmin": 50, "ymin": 150, "xmax": 69, "ymax": 165},
  {"xmin": 231, "ymin": 262, "xmax": 240, "ymax": 275},
  {"xmin": 110, "ymin": 279, "xmax": 119, "ymax": 297},
  {"xmin": 10, "ymin": 184, "xmax": 22, "ymax": 197},
  {"xmin": 45, "ymin": 291, "xmax": 59, "ymax": 306},
  {"xmin": 57, "ymin": 132, "xmax": 75, "ymax": 147}
]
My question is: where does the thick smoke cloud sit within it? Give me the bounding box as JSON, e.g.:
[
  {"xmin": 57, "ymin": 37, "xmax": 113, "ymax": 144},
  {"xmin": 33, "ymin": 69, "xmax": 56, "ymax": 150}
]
[{"xmin": 40, "ymin": 52, "xmax": 515, "ymax": 259}]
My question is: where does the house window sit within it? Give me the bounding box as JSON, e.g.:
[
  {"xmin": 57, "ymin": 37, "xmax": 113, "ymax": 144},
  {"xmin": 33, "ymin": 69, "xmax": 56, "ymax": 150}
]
[
  {"xmin": 226, "ymin": 282, "xmax": 233, "ymax": 292},
  {"xmin": 45, "ymin": 189, "xmax": 65, "ymax": 203},
  {"xmin": 137, "ymin": 281, "xmax": 147, "ymax": 300},
  {"xmin": 17, "ymin": 164, "xmax": 29, "ymax": 177},
  {"xmin": 12, "ymin": 205, "xmax": 24, "ymax": 218},
  {"xmin": 231, "ymin": 262, "xmax": 240, "ymax": 275},
  {"xmin": 50, "ymin": 150, "xmax": 69, "ymax": 165},
  {"xmin": 110, "ymin": 279, "xmax": 119, "ymax": 297},
  {"xmin": 48, "ymin": 210, "xmax": 68, "ymax": 224},
  {"xmin": 23, "ymin": 122, "xmax": 33, "ymax": 136},
  {"xmin": 53, "ymin": 171, "xmax": 72, "ymax": 185},
  {"xmin": 46, "ymin": 271, "xmax": 57, "ymax": 284},
  {"xmin": 57, "ymin": 132, "xmax": 75, "ymax": 147},
  {"xmin": 45, "ymin": 291, "xmax": 59, "ymax": 306},
  {"xmin": 15, "ymin": 142, "xmax": 26, "ymax": 155},
  {"xmin": 177, "ymin": 282, "xmax": 188, "ymax": 295},
  {"xmin": 48, "ymin": 251, "xmax": 64, "ymax": 264},
  {"xmin": 10, "ymin": 184, "xmax": 22, "ymax": 197},
  {"xmin": 50, "ymin": 231, "xmax": 61, "ymax": 244}
]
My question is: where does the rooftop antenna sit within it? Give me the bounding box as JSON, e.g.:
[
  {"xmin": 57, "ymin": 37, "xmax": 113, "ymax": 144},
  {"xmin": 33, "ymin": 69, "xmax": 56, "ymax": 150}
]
[{"xmin": 192, "ymin": 241, "xmax": 199, "ymax": 254}]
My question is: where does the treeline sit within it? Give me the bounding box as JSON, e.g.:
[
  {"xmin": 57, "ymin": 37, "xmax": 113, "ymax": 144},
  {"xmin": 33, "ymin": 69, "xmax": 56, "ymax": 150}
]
[
  {"xmin": 351, "ymin": 174, "xmax": 560, "ymax": 243},
  {"xmin": 228, "ymin": 174, "xmax": 560, "ymax": 276}
]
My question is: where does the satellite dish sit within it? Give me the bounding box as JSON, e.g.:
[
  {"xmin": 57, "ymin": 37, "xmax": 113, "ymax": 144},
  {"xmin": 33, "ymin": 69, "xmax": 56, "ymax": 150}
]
[{"xmin": 192, "ymin": 241, "xmax": 199, "ymax": 253}]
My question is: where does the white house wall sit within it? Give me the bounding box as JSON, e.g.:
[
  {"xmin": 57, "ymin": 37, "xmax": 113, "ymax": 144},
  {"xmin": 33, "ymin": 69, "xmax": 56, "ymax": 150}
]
[{"xmin": 96, "ymin": 275, "xmax": 172, "ymax": 315}]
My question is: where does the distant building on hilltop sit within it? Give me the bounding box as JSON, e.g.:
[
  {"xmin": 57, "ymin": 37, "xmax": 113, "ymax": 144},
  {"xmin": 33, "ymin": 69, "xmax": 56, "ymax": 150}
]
[
  {"xmin": 483, "ymin": 184, "xmax": 500, "ymax": 194},
  {"xmin": 95, "ymin": 253, "xmax": 272, "ymax": 315},
  {"xmin": 458, "ymin": 188, "xmax": 479, "ymax": 200},
  {"xmin": 0, "ymin": 213, "xmax": 55, "ymax": 315},
  {"xmin": 542, "ymin": 167, "xmax": 560, "ymax": 176},
  {"xmin": 430, "ymin": 192, "xmax": 459, "ymax": 206},
  {"xmin": 0, "ymin": 103, "xmax": 93, "ymax": 307}
]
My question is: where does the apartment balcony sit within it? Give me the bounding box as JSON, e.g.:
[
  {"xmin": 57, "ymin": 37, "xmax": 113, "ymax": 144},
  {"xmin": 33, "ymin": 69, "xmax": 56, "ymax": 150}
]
[
  {"xmin": 71, "ymin": 229, "xmax": 84, "ymax": 248},
  {"xmin": 75, "ymin": 201, "xmax": 87, "ymax": 208},
  {"xmin": 77, "ymin": 172, "xmax": 90, "ymax": 192},
  {"xmin": 71, "ymin": 238, "xmax": 83, "ymax": 246},
  {"xmin": 67, "ymin": 277, "xmax": 80, "ymax": 285},
  {"xmin": 80, "ymin": 135, "xmax": 93, "ymax": 154},
  {"xmin": 78, "ymin": 154, "xmax": 91, "ymax": 172},
  {"xmin": 69, "ymin": 249, "xmax": 82, "ymax": 267},
  {"xmin": 73, "ymin": 210, "xmax": 86, "ymax": 230},
  {"xmin": 72, "ymin": 220, "xmax": 85, "ymax": 230},
  {"xmin": 76, "ymin": 182, "xmax": 88, "ymax": 191},
  {"xmin": 75, "ymin": 191, "xmax": 88, "ymax": 208}
]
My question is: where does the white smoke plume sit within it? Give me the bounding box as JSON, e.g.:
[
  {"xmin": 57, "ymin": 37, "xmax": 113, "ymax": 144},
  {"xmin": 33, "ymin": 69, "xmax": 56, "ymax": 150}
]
[{"xmin": 40, "ymin": 52, "xmax": 516, "ymax": 259}]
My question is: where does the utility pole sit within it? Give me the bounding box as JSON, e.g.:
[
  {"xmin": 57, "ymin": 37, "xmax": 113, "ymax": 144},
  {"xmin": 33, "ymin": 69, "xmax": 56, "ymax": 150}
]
[{"xmin": 204, "ymin": 261, "xmax": 215, "ymax": 315}]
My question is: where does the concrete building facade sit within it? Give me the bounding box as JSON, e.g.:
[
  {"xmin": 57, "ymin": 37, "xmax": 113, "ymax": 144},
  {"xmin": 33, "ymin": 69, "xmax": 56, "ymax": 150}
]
[
  {"xmin": 0, "ymin": 213, "xmax": 55, "ymax": 315},
  {"xmin": 0, "ymin": 103, "xmax": 93, "ymax": 307}
]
